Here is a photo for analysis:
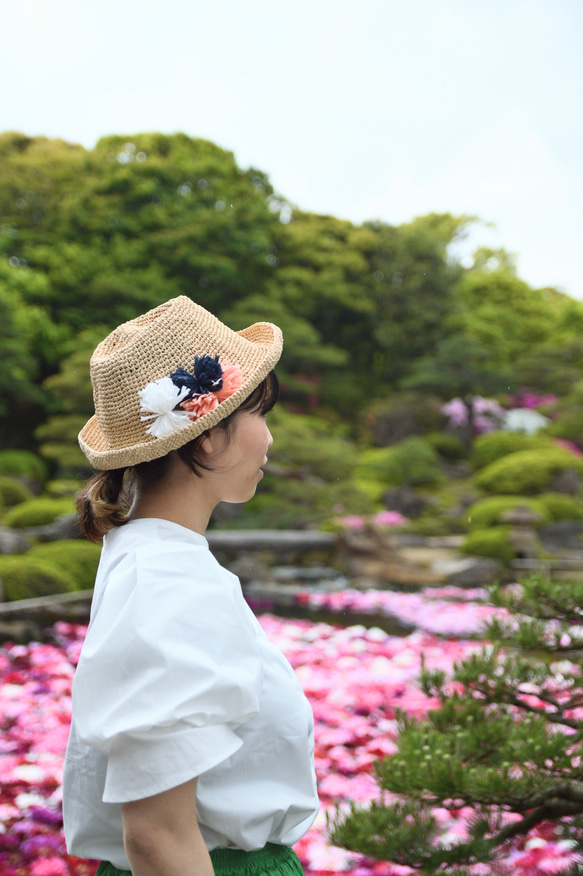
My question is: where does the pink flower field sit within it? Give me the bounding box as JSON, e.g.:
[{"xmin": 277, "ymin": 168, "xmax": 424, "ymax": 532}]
[{"xmin": 0, "ymin": 587, "xmax": 580, "ymax": 876}]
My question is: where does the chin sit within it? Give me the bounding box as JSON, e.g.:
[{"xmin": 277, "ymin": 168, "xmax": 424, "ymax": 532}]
[{"xmin": 224, "ymin": 487, "xmax": 258, "ymax": 505}]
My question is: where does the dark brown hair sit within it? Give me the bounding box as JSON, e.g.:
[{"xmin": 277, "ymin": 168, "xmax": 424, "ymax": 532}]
[{"xmin": 76, "ymin": 371, "xmax": 279, "ymax": 543}]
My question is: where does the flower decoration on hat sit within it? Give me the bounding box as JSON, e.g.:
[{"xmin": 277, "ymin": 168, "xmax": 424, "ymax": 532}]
[{"xmin": 139, "ymin": 355, "xmax": 244, "ymax": 438}]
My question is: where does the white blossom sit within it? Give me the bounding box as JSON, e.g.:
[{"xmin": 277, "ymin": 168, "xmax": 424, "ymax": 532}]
[
  {"xmin": 138, "ymin": 377, "xmax": 191, "ymax": 438},
  {"xmin": 503, "ymin": 408, "xmax": 549, "ymax": 434}
]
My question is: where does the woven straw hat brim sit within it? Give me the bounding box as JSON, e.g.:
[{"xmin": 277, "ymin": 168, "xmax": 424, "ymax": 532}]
[{"xmin": 78, "ymin": 297, "xmax": 283, "ymax": 470}]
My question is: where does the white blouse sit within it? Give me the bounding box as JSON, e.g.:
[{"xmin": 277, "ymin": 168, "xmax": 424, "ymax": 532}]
[{"xmin": 63, "ymin": 518, "xmax": 319, "ymax": 870}]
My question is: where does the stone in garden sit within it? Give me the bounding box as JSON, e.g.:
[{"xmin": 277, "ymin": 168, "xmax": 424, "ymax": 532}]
[
  {"xmin": 0, "ymin": 525, "xmax": 29, "ymax": 555},
  {"xmin": 432, "ymin": 556, "xmax": 502, "ymax": 587},
  {"xmin": 550, "ymin": 468, "xmax": 582, "ymax": 495},
  {"xmin": 23, "ymin": 513, "xmax": 80, "ymax": 542},
  {"xmin": 382, "ymin": 486, "xmax": 431, "ymax": 518},
  {"xmin": 538, "ymin": 521, "xmax": 583, "ymax": 552}
]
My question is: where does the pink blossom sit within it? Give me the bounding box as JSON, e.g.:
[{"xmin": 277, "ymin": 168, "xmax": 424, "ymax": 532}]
[
  {"xmin": 181, "ymin": 392, "xmax": 220, "ymax": 419},
  {"xmin": 214, "ymin": 362, "xmax": 244, "ymax": 402},
  {"xmin": 442, "ymin": 396, "xmax": 505, "ymax": 434},
  {"xmin": 30, "ymin": 858, "xmax": 68, "ymax": 876},
  {"xmin": 442, "ymin": 397, "xmax": 468, "ymax": 426},
  {"xmin": 370, "ymin": 511, "xmax": 409, "ymax": 528},
  {"xmin": 508, "ymin": 390, "xmax": 558, "ymax": 410},
  {"xmin": 335, "ymin": 515, "xmax": 366, "ymax": 530}
]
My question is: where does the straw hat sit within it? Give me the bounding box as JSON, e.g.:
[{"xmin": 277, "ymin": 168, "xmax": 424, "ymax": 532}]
[{"xmin": 79, "ymin": 296, "xmax": 283, "ymax": 470}]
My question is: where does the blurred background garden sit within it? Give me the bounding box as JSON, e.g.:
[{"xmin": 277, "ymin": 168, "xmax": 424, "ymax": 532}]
[
  {"xmin": 2, "ymin": 1, "xmax": 583, "ymax": 874},
  {"xmin": 2, "ymin": 127, "xmax": 583, "ymax": 597}
]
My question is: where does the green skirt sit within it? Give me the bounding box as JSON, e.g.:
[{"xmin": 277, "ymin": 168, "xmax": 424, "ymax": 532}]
[{"xmin": 95, "ymin": 842, "xmax": 305, "ymax": 876}]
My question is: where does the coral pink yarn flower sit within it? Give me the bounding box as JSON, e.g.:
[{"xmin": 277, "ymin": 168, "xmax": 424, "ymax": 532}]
[
  {"xmin": 214, "ymin": 363, "xmax": 244, "ymax": 402},
  {"xmin": 181, "ymin": 393, "xmax": 220, "ymax": 419}
]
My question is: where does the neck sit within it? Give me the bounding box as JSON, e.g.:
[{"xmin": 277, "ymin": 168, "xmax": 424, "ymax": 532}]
[{"xmin": 129, "ymin": 461, "xmax": 217, "ymax": 536}]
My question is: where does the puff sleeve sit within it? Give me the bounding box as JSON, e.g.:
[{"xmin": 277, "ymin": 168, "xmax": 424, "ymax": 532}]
[{"xmin": 71, "ymin": 542, "xmax": 262, "ymax": 804}]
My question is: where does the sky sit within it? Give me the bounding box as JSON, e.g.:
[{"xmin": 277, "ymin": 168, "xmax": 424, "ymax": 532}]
[{"xmin": 2, "ymin": 0, "xmax": 582, "ymax": 297}]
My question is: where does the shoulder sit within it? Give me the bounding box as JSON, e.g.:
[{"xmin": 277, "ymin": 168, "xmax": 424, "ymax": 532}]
[{"xmin": 94, "ymin": 519, "xmax": 244, "ymax": 623}]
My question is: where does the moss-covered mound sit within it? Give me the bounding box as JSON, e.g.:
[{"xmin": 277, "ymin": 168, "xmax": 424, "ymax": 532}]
[
  {"xmin": 472, "ymin": 432, "xmax": 554, "ymax": 471},
  {"xmin": 537, "ymin": 492, "xmax": 583, "ymax": 521},
  {"xmin": 0, "ymin": 476, "xmax": 34, "ymax": 508},
  {"xmin": 3, "ymin": 497, "xmax": 77, "ymax": 529},
  {"xmin": 425, "ymin": 432, "xmax": 468, "ymax": 460},
  {"xmin": 460, "ymin": 527, "xmax": 514, "ymax": 565},
  {"xmin": 27, "ymin": 540, "xmax": 101, "ymax": 590},
  {"xmin": 0, "ymin": 450, "xmax": 48, "ymax": 486},
  {"xmin": 474, "ymin": 448, "xmax": 583, "ymax": 495},
  {"xmin": 0, "ymin": 556, "xmax": 76, "ymax": 601},
  {"xmin": 357, "ymin": 437, "xmax": 444, "ymax": 489},
  {"xmin": 466, "ymin": 496, "xmax": 550, "ymax": 530},
  {"xmin": 44, "ymin": 479, "xmax": 83, "ymax": 498}
]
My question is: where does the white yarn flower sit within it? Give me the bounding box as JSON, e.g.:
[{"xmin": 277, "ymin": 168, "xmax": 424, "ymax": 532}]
[{"xmin": 139, "ymin": 377, "xmax": 191, "ymax": 438}]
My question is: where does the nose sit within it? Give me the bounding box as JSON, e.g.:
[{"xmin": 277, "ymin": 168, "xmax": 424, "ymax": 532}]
[{"xmin": 266, "ymin": 426, "xmax": 273, "ymax": 448}]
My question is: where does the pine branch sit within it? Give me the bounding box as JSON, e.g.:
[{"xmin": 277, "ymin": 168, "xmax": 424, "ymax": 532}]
[
  {"xmin": 515, "ymin": 783, "xmax": 583, "ymax": 810},
  {"xmin": 475, "ymin": 686, "xmax": 581, "ymax": 729},
  {"xmin": 492, "ymin": 800, "xmax": 583, "ymax": 844}
]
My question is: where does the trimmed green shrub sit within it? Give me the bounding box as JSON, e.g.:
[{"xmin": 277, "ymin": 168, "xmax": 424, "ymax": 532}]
[
  {"xmin": 546, "ymin": 410, "xmax": 583, "ymax": 444},
  {"xmin": 537, "ymin": 492, "xmax": 583, "ymax": 521},
  {"xmin": 353, "ymin": 477, "xmax": 386, "ymax": 503},
  {"xmin": 27, "ymin": 540, "xmax": 101, "ymax": 590},
  {"xmin": 2, "ymin": 497, "xmax": 76, "ymax": 529},
  {"xmin": 45, "ymin": 479, "xmax": 83, "ymax": 498},
  {"xmin": 0, "ymin": 556, "xmax": 76, "ymax": 601},
  {"xmin": 472, "ymin": 432, "xmax": 554, "ymax": 471},
  {"xmin": 474, "ymin": 448, "xmax": 583, "ymax": 495},
  {"xmin": 357, "ymin": 438, "xmax": 444, "ymax": 489},
  {"xmin": 0, "ymin": 450, "xmax": 48, "ymax": 485},
  {"xmin": 460, "ymin": 527, "xmax": 514, "ymax": 565},
  {"xmin": 425, "ymin": 432, "xmax": 468, "ymax": 460},
  {"xmin": 0, "ymin": 476, "xmax": 33, "ymax": 507},
  {"xmin": 466, "ymin": 496, "xmax": 550, "ymax": 530}
]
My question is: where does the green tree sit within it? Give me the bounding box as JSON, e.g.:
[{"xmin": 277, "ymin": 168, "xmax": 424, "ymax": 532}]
[
  {"xmin": 453, "ymin": 251, "xmax": 574, "ymax": 369},
  {"xmin": 329, "ymin": 575, "xmax": 583, "ymax": 875},
  {"xmin": 362, "ymin": 213, "xmax": 467, "ymax": 388},
  {"xmin": 0, "ymin": 276, "xmax": 65, "ymax": 448},
  {"xmin": 35, "ymin": 328, "xmax": 106, "ymax": 472}
]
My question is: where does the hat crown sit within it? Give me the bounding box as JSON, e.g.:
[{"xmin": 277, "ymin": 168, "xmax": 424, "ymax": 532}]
[{"xmin": 80, "ymin": 296, "xmax": 282, "ymax": 468}]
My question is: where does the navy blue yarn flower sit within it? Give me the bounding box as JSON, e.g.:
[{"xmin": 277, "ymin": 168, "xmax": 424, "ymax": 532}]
[{"xmin": 170, "ymin": 354, "xmax": 224, "ymax": 399}]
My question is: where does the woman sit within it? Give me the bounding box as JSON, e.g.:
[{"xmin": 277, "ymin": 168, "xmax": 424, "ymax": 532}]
[{"xmin": 63, "ymin": 296, "xmax": 319, "ymax": 876}]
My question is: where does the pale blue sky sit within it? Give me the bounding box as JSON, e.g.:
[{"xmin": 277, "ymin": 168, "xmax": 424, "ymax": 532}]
[{"xmin": 2, "ymin": 0, "xmax": 582, "ymax": 296}]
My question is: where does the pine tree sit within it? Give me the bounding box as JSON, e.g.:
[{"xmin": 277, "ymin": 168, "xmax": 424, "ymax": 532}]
[{"xmin": 329, "ymin": 575, "xmax": 583, "ymax": 875}]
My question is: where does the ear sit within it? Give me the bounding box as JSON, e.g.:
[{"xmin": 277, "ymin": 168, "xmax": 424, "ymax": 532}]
[{"xmin": 199, "ymin": 431, "xmax": 214, "ymax": 456}]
